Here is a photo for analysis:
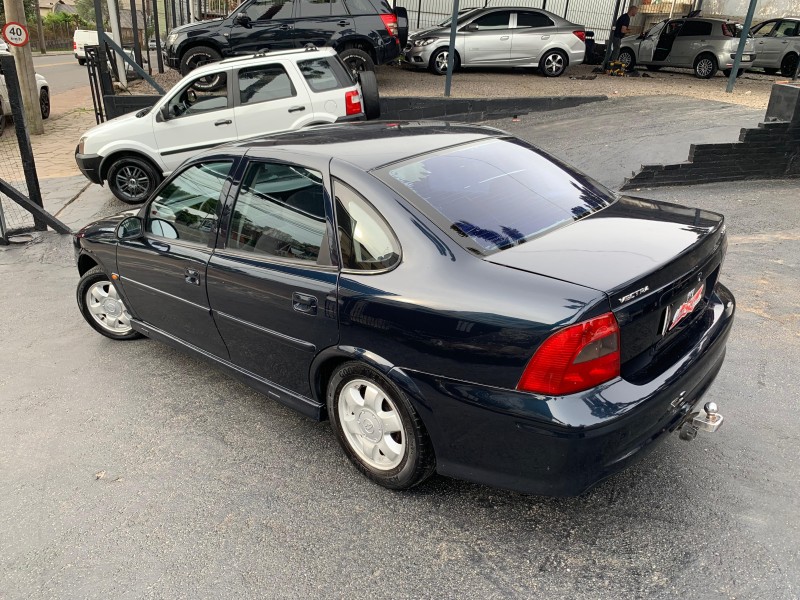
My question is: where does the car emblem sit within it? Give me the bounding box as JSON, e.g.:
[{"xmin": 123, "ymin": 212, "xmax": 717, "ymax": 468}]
[
  {"xmin": 618, "ymin": 286, "xmax": 650, "ymax": 304},
  {"xmin": 669, "ymin": 284, "xmax": 705, "ymax": 331}
]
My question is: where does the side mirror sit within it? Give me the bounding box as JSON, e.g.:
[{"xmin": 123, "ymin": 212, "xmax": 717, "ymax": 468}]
[
  {"xmin": 462, "ymin": 23, "xmax": 478, "ymax": 32},
  {"xmin": 235, "ymin": 12, "xmax": 251, "ymax": 27},
  {"xmin": 159, "ymin": 103, "xmax": 171, "ymax": 122},
  {"xmin": 117, "ymin": 216, "xmax": 143, "ymax": 240}
]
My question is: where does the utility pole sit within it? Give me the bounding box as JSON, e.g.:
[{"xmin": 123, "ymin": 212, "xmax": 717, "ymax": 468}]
[
  {"xmin": 2, "ymin": 0, "xmax": 44, "ymax": 134},
  {"xmin": 34, "ymin": 0, "xmax": 46, "ymax": 54}
]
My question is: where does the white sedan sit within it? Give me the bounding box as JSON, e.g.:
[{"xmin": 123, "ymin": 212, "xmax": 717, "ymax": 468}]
[{"xmin": 0, "ymin": 53, "xmax": 50, "ymax": 131}]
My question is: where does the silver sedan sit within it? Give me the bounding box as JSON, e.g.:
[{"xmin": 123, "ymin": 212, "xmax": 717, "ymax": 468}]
[{"xmin": 402, "ymin": 7, "xmax": 585, "ymax": 77}]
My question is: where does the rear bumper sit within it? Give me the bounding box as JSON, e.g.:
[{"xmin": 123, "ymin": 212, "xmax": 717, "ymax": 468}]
[
  {"xmin": 75, "ymin": 147, "xmax": 103, "ymax": 185},
  {"xmin": 399, "ymin": 283, "xmax": 735, "ymax": 496},
  {"xmin": 719, "ymin": 51, "xmax": 756, "ymax": 69}
]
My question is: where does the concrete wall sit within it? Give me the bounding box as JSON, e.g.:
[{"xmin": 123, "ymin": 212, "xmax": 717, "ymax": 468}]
[{"xmin": 701, "ymin": 0, "xmax": 800, "ymax": 20}]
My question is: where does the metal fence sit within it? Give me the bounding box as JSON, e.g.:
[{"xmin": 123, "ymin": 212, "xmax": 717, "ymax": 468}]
[
  {"xmin": 395, "ymin": 0, "xmax": 625, "ymax": 41},
  {"xmin": 28, "ymin": 22, "xmax": 79, "ymax": 52},
  {"xmin": 0, "ymin": 55, "xmax": 69, "ymax": 243}
]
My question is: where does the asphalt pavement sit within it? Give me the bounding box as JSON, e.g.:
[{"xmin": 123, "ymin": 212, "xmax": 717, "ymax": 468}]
[
  {"xmin": 1, "ymin": 97, "xmax": 799, "ymax": 599},
  {"xmin": 32, "ymin": 53, "xmax": 87, "ymax": 95}
]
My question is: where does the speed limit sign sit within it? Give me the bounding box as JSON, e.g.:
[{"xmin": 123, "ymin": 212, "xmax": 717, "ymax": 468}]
[{"xmin": 2, "ymin": 22, "xmax": 29, "ymax": 47}]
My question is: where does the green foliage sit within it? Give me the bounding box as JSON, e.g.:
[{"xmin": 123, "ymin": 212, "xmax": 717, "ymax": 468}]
[
  {"xmin": 0, "ymin": 0, "xmax": 39, "ymax": 24},
  {"xmin": 75, "ymin": 0, "xmax": 108, "ymax": 26}
]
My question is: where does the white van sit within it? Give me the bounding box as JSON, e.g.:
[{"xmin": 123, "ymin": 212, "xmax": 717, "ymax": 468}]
[{"xmin": 73, "ymin": 29, "xmax": 99, "ymax": 66}]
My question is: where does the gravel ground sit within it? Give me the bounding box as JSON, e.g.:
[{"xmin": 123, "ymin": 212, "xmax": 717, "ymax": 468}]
[{"xmin": 127, "ymin": 61, "xmax": 781, "ymax": 110}]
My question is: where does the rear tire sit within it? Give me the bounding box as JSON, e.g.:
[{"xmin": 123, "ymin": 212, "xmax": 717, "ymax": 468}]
[
  {"xmin": 339, "ymin": 48, "xmax": 375, "ymax": 78},
  {"xmin": 780, "ymin": 53, "xmax": 798, "ymax": 77},
  {"xmin": 179, "ymin": 45, "xmax": 225, "ymax": 91},
  {"xmin": 694, "ymin": 53, "xmax": 717, "ymax": 79},
  {"xmin": 78, "ymin": 58, "xmax": 86, "ymax": 66},
  {"xmin": 106, "ymin": 155, "xmax": 161, "ymax": 204},
  {"xmin": 358, "ymin": 70, "xmax": 381, "ymax": 120},
  {"xmin": 539, "ymin": 49, "xmax": 568, "ymax": 77},
  {"xmin": 327, "ymin": 361, "xmax": 436, "ymax": 490}
]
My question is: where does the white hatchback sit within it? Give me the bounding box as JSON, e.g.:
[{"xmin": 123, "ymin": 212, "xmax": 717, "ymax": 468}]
[{"xmin": 76, "ymin": 46, "xmax": 377, "ymax": 203}]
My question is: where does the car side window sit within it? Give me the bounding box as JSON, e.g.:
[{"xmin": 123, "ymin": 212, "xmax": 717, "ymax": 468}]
[
  {"xmin": 334, "ymin": 179, "xmax": 400, "ymax": 272},
  {"xmin": 244, "ymin": 0, "xmax": 293, "ymax": 21},
  {"xmin": 343, "ymin": 0, "xmax": 374, "ymax": 15},
  {"xmin": 238, "ymin": 64, "xmax": 296, "ymax": 105},
  {"xmin": 470, "ymin": 11, "xmax": 511, "ymax": 31},
  {"xmin": 228, "ymin": 162, "xmax": 330, "ymax": 265},
  {"xmin": 753, "ymin": 21, "xmax": 776, "ymax": 38},
  {"xmin": 775, "ymin": 20, "xmax": 798, "ymax": 37},
  {"xmin": 515, "ymin": 11, "xmax": 553, "ymax": 29},
  {"xmin": 677, "ymin": 21, "xmax": 710, "ymax": 37},
  {"xmin": 146, "ymin": 161, "xmax": 233, "ymax": 244},
  {"xmin": 166, "ymin": 72, "xmax": 229, "ymax": 119},
  {"xmin": 297, "ymin": 0, "xmax": 333, "ymax": 17},
  {"xmin": 298, "ymin": 57, "xmax": 352, "ymax": 91}
]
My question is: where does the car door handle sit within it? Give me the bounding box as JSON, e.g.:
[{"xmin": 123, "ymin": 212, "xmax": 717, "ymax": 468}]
[
  {"xmin": 150, "ymin": 240, "xmax": 170, "ymax": 252},
  {"xmin": 184, "ymin": 268, "xmax": 201, "ymax": 286},
  {"xmin": 541, "ymin": 35, "xmax": 550, "ymax": 40},
  {"xmin": 500, "ymin": 35, "xmax": 509, "ymax": 40},
  {"xmin": 215, "ymin": 119, "xmax": 232, "ymax": 126},
  {"xmin": 292, "ymin": 292, "xmax": 317, "ymax": 315},
  {"xmin": 288, "ymin": 105, "xmax": 306, "ymax": 113},
  {"xmin": 338, "ymin": 20, "xmax": 350, "ymax": 27},
  {"xmin": 279, "ymin": 23, "xmax": 291, "ymax": 30}
]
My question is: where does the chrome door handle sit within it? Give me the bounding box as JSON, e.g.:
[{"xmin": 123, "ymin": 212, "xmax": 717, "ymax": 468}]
[
  {"xmin": 215, "ymin": 119, "xmax": 232, "ymax": 126},
  {"xmin": 288, "ymin": 105, "xmax": 306, "ymax": 113},
  {"xmin": 500, "ymin": 35, "xmax": 509, "ymax": 40},
  {"xmin": 150, "ymin": 240, "xmax": 170, "ymax": 252},
  {"xmin": 278, "ymin": 24, "xmax": 291, "ymax": 30},
  {"xmin": 338, "ymin": 20, "xmax": 350, "ymax": 27},
  {"xmin": 541, "ymin": 35, "xmax": 550, "ymax": 40},
  {"xmin": 292, "ymin": 292, "xmax": 317, "ymax": 315}
]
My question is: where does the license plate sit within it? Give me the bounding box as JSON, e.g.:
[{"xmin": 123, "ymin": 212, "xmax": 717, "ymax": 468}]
[
  {"xmin": 665, "ymin": 283, "xmax": 705, "ymax": 333},
  {"xmin": 741, "ymin": 54, "xmax": 752, "ymax": 61}
]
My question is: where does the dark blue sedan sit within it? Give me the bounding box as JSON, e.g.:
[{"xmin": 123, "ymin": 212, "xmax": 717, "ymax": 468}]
[{"xmin": 73, "ymin": 122, "xmax": 734, "ymax": 496}]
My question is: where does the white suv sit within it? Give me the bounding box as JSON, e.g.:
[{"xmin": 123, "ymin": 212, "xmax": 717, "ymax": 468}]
[{"xmin": 76, "ymin": 46, "xmax": 378, "ymax": 203}]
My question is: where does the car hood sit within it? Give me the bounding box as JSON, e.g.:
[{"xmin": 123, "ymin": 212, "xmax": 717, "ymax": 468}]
[
  {"xmin": 169, "ymin": 18, "xmax": 224, "ymax": 36},
  {"xmin": 409, "ymin": 26, "xmax": 450, "ymax": 39},
  {"xmin": 485, "ymin": 196, "xmax": 724, "ymax": 295},
  {"xmin": 77, "ymin": 209, "xmax": 139, "ymax": 242},
  {"xmin": 81, "ymin": 109, "xmax": 148, "ymax": 140}
]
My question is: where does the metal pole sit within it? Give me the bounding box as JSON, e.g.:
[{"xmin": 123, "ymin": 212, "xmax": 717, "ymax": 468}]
[
  {"xmin": 603, "ymin": 0, "xmax": 623, "ymax": 68},
  {"xmin": 725, "ymin": 0, "xmax": 758, "ymax": 93},
  {"xmin": 153, "ymin": 0, "xmax": 164, "ymax": 72},
  {"xmin": 443, "ymin": 0, "xmax": 460, "ymax": 97},
  {"xmin": 416, "ymin": 0, "xmax": 421, "ymax": 29},
  {"xmin": 130, "ymin": 0, "xmax": 144, "ymax": 66},
  {"xmin": 3, "ymin": 0, "xmax": 45, "ymax": 134},
  {"xmin": 34, "ymin": 0, "xmax": 46, "ymax": 53},
  {"xmin": 171, "ymin": 0, "xmax": 177, "ymax": 30},
  {"xmin": 669, "ymin": 0, "xmax": 677, "ymax": 18},
  {"xmin": 563, "ymin": 0, "xmax": 569, "ymax": 19}
]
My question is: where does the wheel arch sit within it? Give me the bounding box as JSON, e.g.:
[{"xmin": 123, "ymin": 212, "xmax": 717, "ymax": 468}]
[
  {"xmin": 177, "ymin": 38, "xmax": 225, "ymax": 64},
  {"xmin": 77, "ymin": 251, "xmax": 99, "ymax": 276},
  {"xmin": 335, "ymin": 37, "xmax": 378, "ymax": 63}
]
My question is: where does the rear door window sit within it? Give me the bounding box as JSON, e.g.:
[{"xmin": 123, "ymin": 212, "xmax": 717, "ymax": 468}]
[
  {"xmin": 470, "ymin": 11, "xmax": 512, "ymax": 30},
  {"xmin": 677, "ymin": 21, "xmax": 711, "ymax": 37},
  {"xmin": 375, "ymin": 138, "xmax": 615, "ymax": 256},
  {"xmin": 515, "ymin": 11, "xmax": 554, "ymax": 28},
  {"xmin": 238, "ymin": 64, "xmax": 296, "ymax": 105},
  {"xmin": 298, "ymin": 56, "xmax": 353, "ymax": 91},
  {"xmin": 775, "ymin": 20, "xmax": 799, "ymax": 37}
]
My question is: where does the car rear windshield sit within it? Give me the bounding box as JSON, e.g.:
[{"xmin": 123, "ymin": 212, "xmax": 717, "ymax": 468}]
[
  {"xmin": 298, "ymin": 56, "xmax": 354, "ymax": 91},
  {"xmin": 375, "ymin": 138, "xmax": 617, "ymax": 256}
]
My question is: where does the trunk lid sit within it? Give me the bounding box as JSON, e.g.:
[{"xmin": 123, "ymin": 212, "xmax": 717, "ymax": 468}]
[{"xmin": 486, "ymin": 196, "xmax": 727, "ymax": 379}]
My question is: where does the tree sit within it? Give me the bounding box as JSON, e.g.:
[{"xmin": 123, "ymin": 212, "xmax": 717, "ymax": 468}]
[
  {"xmin": 0, "ymin": 0, "xmax": 37, "ymax": 22},
  {"xmin": 75, "ymin": 0, "xmax": 107, "ymax": 25}
]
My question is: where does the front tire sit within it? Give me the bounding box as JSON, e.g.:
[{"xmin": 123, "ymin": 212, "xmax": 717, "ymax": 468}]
[
  {"xmin": 617, "ymin": 48, "xmax": 636, "ymax": 71},
  {"xmin": 106, "ymin": 155, "xmax": 161, "ymax": 204},
  {"xmin": 77, "ymin": 266, "xmax": 142, "ymax": 340},
  {"xmin": 694, "ymin": 54, "xmax": 717, "ymax": 79},
  {"xmin": 327, "ymin": 361, "xmax": 435, "ymax": 490},
  {"xmin": 539, "ymin": 49, "xmax": 568, "ymax": 77},
  {"xmin": 429, "ymin": 47, "xmax": 458, "ymax": 75},
  {"xmin": 78, "ymin": 58, "xmax": 86, "ymax": 66},
  {"xmin": 40, "ymin": 88, "xmax": 50, "ymax": 119}
]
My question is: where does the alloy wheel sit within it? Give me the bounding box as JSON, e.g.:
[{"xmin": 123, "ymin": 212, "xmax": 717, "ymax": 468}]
[
  {"xmin": 434, "ymin": 51, "xmax": 449, "ymax": 74},
  {"xmin": 543, "ymin": 53, "xmax": 565, "ymax": 76},
  {"xmin": 85, "ymin": 280, "xmax": 133, "ymax": 334},
  {"xmin": 345, "ymin": 56, "xmax": 367, "ymax": 77},
  {"xmin": 115, "ymin": 165, "xmax": 150, "ymax": 202},
  {"xmin": 337, "ymin": 379, "xmax": 406, "ymax": 471},
  {"xmin": 696, "ymin": 58, "xmax": 714, "ymax": 77}
]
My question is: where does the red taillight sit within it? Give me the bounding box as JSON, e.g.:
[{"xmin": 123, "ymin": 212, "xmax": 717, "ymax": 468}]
[
  {"xmin": 345, "ymin": 89, "xmax": 362, "ymax": 115},
  {"xmin": 573, "ymin": 30, "xmax": 586, "ymax": 42},
  {"xmin": 74, "ymin": 41, "xmax": 77, "ymax": 50},
  {"xmin": 517, "ymin": 312, "xmax": 620, "ymax": 396},
  {"xmin": 380, "ymin": 13, "xmax": 399, "ymax": 37}
]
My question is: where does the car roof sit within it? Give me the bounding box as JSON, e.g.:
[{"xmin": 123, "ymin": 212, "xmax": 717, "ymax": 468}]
[
  {"xmin": 192, "ymin": 46, "xmax": 337, "ymax": 75},
  {"xmin": 212, "ymin": 122, "xmax": 509, "ymax": 171}
]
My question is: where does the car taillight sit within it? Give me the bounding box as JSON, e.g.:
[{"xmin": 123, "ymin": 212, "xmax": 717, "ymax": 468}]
[
  {"xmin": 73, "ymin": 41, "xmax": 77, "ymax": 50},
  {"xmin": 517, "ymin": 312, "xmax": 620, "ymax": 396},
  {"xmin": 380, "ymin": 13, "xmax": 399, "ymax": 37},
  {"xmin": 573, "ymin": 30, "xmax": 586, "ymax": 42},
  {"xmin": 345, "ymin": 90, "xmax": 362, "ymax": 115}
]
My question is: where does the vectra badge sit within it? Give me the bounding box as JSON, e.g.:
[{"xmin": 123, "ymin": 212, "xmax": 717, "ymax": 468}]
[
  {"xmin": 669, "ymin": 285, "xmax": 705, "ymax": 331},
  {"xmin": 618, "ymin": 286, "xmax": 650, "ymax": 304}
]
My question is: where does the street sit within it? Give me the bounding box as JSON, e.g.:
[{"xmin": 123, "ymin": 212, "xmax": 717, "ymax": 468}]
[
  {"xmin": 32, "ymin": 53, "xmax": 87, "ymax": 95},
  {"xmin": 1, "ymin": 94, "xmax": 799, "ymax": 597}
]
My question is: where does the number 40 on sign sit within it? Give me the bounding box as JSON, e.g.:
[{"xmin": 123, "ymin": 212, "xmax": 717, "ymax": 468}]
[{"xmin": 2, "ymin": 22, "xmax": 30, "ymax": 47}]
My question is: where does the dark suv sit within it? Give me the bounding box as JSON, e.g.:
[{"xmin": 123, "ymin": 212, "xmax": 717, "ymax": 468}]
[{"xmin": 164, "ymin": 0, "xmax": 407, "ymax": 76}]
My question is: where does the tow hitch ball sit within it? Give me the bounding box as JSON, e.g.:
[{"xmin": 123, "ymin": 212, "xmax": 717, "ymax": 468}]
[{"xmin": 679, "ymin": 402, "xmax": 723, "ymax": 441}]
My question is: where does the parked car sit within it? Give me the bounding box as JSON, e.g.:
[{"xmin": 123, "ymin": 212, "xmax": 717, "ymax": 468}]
[
  {"xmin": 0, "ymin": 61, "xmax": 50, "ymax": 125},
  {"xmin": 0, "ymin": 39, "xmax": 8, "ymax": 52},
  {"xmin": 618, "ymin": 17, "xmax": 756, "ymax": 78},
  {"xmin": 750, "ymin": 17, "xmax": 800, "ymax": 76},
  {"xmin": 74, "ymin": 29, "xmax": 98, "ymax": 65},
  {"xmin": 403, "ymin": 6, "xmax": 585, "ymax": 76},
  {"xmin": 163, "ymin": 0, "xmax": 407, "ymax": 78},
  {"xmin": 73, "ymin": 121, "xmax": 735, "ymax": 496},
  {"xmin": 75, "ymin": 46, "xmax": 379, "ymax": 204}
]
